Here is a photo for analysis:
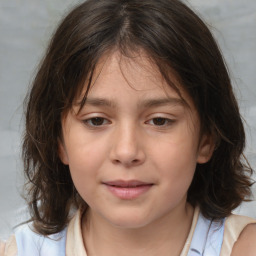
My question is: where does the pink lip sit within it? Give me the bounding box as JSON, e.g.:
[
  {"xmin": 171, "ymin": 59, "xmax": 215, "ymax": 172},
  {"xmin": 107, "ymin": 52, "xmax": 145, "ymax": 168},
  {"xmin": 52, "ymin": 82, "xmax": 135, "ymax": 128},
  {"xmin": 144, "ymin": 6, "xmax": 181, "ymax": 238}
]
[{"xmin": 103, "ymin": 180, "xmax": 153, "ymax": 200}]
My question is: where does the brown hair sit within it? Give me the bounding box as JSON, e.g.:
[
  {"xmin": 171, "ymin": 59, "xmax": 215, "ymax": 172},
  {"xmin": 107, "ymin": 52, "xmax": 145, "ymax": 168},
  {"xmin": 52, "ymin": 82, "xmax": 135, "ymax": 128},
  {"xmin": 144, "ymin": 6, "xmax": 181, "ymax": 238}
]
[{"xmin": 23, "ymin": 0, "xmax": 253, "ymax": 235}]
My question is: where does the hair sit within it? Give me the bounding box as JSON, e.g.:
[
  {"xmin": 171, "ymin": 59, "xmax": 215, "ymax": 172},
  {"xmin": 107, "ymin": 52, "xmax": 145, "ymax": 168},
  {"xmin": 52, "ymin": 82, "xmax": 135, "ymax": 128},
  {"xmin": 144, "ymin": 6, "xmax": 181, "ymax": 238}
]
[{"xmin": 23, "ymin": 0, "xmax": 253, "ymax": 235}]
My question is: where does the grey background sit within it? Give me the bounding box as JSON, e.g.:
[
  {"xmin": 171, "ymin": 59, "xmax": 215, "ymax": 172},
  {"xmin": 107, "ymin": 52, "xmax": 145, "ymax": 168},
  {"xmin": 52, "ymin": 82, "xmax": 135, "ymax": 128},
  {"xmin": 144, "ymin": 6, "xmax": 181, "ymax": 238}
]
[{"xmin": 0, "ymin": 0, "xmax": 256, "ymax": 240}]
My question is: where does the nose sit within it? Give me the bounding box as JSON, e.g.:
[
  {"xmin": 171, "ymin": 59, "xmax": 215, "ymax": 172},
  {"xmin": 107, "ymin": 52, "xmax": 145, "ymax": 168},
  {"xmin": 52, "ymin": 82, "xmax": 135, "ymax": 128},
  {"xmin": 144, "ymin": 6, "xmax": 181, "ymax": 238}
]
[{"xmin": 109, "ymin": 124, "xmax": 146, "ymax": 167}]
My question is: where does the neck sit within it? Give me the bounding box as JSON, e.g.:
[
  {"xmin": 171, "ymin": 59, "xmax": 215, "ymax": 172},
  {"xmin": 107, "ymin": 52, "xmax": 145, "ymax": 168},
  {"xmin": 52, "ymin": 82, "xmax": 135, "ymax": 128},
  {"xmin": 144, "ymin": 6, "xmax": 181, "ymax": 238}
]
[{"xmin": 82, "ymin": 203, "xmax": 194, "ymax": 256}]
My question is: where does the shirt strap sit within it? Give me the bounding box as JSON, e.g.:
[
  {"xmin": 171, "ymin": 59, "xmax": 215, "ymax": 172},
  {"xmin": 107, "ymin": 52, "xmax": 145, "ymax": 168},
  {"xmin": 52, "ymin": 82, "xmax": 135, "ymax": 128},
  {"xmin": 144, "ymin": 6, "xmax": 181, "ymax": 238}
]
[{"xmin": 187, "ymin": 213, "xmax": 225, "ymax": 256}]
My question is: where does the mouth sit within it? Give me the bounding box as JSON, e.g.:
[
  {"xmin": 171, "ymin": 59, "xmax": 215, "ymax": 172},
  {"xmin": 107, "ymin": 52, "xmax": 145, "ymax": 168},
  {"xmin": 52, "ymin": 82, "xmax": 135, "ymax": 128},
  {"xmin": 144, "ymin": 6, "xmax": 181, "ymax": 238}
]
[{"xmin": 102, "ymin": 180, "xmax": 153, "ymax": 200}]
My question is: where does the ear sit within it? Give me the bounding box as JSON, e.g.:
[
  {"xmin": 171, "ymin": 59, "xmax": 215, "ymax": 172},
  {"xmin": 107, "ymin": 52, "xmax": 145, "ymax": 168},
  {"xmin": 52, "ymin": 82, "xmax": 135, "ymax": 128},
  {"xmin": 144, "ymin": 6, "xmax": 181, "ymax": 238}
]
[
  {"xmin": 58, "ymin": 139, "xmax": 69, "ymax": 165},
  {"xmin": 197, "ymin": 134, "xmax": 215, "ymax": 164}
]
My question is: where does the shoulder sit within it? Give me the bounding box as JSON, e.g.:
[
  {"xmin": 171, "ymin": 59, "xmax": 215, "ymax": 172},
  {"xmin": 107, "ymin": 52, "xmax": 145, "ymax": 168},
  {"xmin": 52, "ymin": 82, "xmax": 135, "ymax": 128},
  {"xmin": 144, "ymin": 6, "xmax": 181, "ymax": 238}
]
[
  {"xmin": 14, "ymin": 224, "xmax": 67, "ymax": 256},
  {"xmin": 231, "ymin": 223, "xmax": 256, "ymax": 256},
  {"xmin": 1, "ymin": 223, "xmax": 67, "ymax": 256},
  {"xmin": 220, "ymin": 213, "xmax": 256, "ymax": 256},
  {"xmin": 0, "ymin": 235, "xmax": 17, "ymax": 256}
]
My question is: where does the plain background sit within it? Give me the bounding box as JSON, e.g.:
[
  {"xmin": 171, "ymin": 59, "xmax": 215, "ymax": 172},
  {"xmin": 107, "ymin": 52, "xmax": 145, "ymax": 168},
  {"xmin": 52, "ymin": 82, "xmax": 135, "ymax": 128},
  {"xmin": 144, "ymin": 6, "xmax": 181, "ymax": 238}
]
[{"xmin": 0, "ymin": 0, "xmax": 256, "ymax": 239}]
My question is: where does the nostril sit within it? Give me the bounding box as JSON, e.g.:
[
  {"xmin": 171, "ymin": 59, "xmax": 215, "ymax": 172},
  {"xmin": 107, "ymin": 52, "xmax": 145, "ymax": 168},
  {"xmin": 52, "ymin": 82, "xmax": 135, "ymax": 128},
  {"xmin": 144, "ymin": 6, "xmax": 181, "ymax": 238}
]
[
  {"xmin": 109, "ymin": 141, "xmax": 146, "ymax": 166},
  {"xmin": 112, "ymin": 158, "xmax": 141, "ymax": 166}
]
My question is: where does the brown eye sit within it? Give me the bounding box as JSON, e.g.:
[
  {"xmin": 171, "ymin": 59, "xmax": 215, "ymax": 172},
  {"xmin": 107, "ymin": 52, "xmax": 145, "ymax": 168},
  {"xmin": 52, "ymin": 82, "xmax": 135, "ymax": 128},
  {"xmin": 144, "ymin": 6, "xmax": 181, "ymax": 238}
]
[
  {"xmin": 84, "ymin": 117, "xmax": 109, "ymax": 127},
  {"xmin": 91, "ymin": 117, "xmax": 105, "ymax": 126},
  {"xmin": 152, "ymin": 118, "xmax": 168, "ymax": 126}
]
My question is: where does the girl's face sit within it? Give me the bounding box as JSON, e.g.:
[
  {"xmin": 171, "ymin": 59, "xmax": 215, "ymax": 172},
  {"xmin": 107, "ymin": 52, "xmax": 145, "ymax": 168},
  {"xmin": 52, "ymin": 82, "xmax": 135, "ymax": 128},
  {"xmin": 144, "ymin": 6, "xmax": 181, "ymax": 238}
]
[{"xmin": 59, "ymin": 51, "xmax": 213, "ymax": 229}]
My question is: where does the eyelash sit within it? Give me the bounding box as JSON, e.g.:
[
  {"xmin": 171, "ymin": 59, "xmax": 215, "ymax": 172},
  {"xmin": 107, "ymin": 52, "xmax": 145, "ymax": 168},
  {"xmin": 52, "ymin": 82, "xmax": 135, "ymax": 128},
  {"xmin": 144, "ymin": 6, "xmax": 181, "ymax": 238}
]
[
  {"xmin": 146, "ymin": 117, "xmax": 175, "ymax": 127},
  {"xmin": 82, "ymin": 117, "xmax": 175, "ymax": 128},
  {"xmin": 83, "ymin": 117, "xmax": 110, "ymax": 127}
]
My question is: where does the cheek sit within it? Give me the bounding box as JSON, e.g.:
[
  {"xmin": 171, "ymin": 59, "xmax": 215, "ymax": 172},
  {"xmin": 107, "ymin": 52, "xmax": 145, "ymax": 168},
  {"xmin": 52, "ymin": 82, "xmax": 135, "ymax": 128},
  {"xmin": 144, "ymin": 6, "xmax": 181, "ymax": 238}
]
[
  {"xmin": 74, "ymin": 147, "xmax": 104, "ymax": 167},
  {"xmin": 65, "ymin": 139, "xmax": 108, "ymax": 195},
  {"xmin": 149, "ymin": 135, "xmax": 198, "ymax": 190},
  {"xmin": 66, "ymin": 129, "xmax": 109, "ymax": 170},
  {"xmin": 159, "ymin": 154, "xmax": 196, "ymax": 204},
  {"xmin": 150, "ymin": 134, "xmax": 199, "ymax": 171},
  {"xmin": 158, "ymin": 150, "xmax": 197, "ymax": 184}
]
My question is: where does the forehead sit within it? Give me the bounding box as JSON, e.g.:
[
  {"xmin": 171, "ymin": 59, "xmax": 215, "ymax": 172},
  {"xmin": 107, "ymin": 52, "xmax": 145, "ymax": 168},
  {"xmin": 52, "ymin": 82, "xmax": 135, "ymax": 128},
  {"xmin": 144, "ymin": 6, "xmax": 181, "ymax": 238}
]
[
  {"xmin": 77, "ymin": 50, "xmax": 194, "ymax": 110},
  {"xmin": 99, "ymin": 51, "xmax": 165, "ymax": 91},
  {"xmin": 75, "ymin": 51, "xmax": 194, "ymax": 113}
]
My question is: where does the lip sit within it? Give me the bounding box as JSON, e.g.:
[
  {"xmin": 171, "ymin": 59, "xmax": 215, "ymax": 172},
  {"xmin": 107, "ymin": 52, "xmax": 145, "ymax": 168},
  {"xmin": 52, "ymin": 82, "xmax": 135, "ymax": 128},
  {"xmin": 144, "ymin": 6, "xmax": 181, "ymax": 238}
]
[{"xmin": 103, "ymin": 180, "xmax": 153, "ymax": 200}]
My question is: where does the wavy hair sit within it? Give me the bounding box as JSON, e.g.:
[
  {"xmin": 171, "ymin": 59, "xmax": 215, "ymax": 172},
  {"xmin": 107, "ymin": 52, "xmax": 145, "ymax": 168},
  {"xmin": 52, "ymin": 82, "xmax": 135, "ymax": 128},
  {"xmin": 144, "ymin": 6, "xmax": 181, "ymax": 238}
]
[{"xmin": 22, "ymin": 0, "xmax": 253, "ymax": 235}]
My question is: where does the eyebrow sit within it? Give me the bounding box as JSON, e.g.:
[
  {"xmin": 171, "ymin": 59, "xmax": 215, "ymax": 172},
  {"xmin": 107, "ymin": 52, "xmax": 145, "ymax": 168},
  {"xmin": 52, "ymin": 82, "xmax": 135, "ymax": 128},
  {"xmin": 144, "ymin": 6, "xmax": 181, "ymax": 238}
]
[
  {"xmin": 139, "ymin": 97, "xmax": 185, "ymax": 108},
  {"xmin": 82, "ymin": 97, "xmax": 185, "ymax": 109},
  {"xmin": 82, "ymin": 98, "xmax": 117, "ymax": 108}
]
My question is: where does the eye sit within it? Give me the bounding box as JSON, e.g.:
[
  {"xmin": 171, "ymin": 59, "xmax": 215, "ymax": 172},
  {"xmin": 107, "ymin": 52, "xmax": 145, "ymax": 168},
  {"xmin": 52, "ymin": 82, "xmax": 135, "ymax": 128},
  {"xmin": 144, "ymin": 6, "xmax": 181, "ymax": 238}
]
[
  {"xmin": 83, "ymin": 117, "xmax": 110, "ymax": 127},
  {"xmin": 147, "ymin": 117, "xmax": 174, "ymax": 126}
]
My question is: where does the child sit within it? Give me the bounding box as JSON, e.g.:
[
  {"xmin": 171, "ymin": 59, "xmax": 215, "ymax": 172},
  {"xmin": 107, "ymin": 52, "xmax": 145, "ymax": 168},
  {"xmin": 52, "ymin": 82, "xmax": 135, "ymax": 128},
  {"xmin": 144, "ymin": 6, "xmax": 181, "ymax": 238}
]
[{"xmin": 1, "ymin": 0, "xmax": 256, "ymax": 255}]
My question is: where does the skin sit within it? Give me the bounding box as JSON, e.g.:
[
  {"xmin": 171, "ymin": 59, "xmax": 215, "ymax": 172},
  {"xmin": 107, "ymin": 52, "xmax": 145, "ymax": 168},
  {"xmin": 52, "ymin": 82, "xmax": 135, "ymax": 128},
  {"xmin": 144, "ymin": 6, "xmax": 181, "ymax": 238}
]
[
  {"xmin": 59, "ymin": 51, "xmax": 215, "ymax": 256},
  {"xmin": 1, "ymin": 54, "xmax": 255, "ymax": 255},
  {"xmin": 0, "ymin": 241, "xmax": 4, "ymax": 254},
  {"xmin": 0, "ymin": 52, "xmax": 254, "ymax": 255},
  {"xmin": 231, "ymin": 223, "xmax": 256, "ymax": 256}
]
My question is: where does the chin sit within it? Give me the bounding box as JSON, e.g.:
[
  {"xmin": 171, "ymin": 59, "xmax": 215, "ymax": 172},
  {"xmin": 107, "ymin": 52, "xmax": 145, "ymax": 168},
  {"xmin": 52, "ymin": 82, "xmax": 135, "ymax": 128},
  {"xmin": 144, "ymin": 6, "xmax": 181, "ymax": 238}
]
[{"xmin": 105, "ymin": 211, "xmax": 153, "ymax": 229}]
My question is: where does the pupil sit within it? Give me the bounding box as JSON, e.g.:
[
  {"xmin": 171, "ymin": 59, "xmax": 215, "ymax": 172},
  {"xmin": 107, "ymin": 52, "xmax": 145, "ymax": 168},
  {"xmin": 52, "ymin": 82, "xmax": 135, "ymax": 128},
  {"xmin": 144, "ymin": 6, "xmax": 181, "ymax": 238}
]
[
  {"xmin": 153, "ymin": 118, "xmax": 166, "ymax": 125},
  {"xmin": 92, "ymin": 118, "xmax": 104, "ymax": 126}
]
